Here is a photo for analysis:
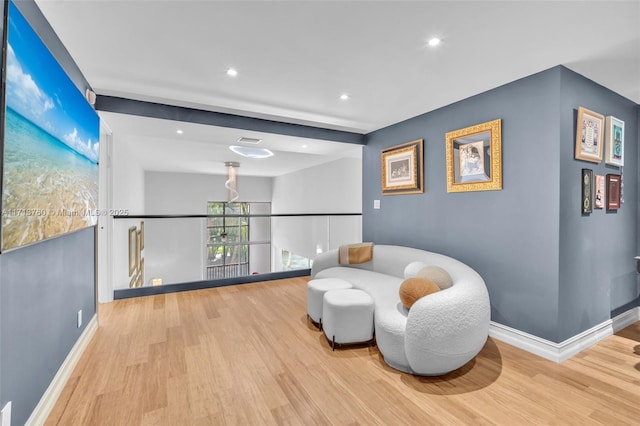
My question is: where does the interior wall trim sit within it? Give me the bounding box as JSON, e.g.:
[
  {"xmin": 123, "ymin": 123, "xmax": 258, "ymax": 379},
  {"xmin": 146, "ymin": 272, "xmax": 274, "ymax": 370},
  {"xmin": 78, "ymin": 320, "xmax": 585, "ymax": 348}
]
[
  {"xmin": 489, "ymin": 306, "xmax": 639, "ymax": 363},
  {"xmin": 25, "ymin": 314, "xmax": 98, "ymax": 426}
]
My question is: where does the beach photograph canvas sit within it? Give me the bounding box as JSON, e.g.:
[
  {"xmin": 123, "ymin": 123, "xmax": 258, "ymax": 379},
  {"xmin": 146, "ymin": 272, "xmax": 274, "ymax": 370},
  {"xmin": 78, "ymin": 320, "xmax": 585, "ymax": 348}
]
[{"xmin": 1, "ymin": 1, "xmax": 99, "ymax": 251}]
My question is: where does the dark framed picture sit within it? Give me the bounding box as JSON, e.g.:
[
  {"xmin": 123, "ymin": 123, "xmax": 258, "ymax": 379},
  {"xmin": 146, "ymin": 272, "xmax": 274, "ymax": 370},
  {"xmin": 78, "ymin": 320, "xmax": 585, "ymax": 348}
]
[
  {"xmin": 381, "ymin": 139, "xmax": 424, "ymax": 195},
  {"xmin": 606, "ymin": 174, "xmax": 621, "ymax": 210},
  {"xmin": 581, "ymin": 169, "xmax": 593, "ymax": 214},
  {"xmin": 575, "ymin": 106, "xmax": 604, "ymax": 163},
  {"xmin": 594, "ymin": 175, "xmax": 605, "ymax": 209},
  {"xmin": 445, "ymin": 119, "xmax": 502, "ymax": 192}
]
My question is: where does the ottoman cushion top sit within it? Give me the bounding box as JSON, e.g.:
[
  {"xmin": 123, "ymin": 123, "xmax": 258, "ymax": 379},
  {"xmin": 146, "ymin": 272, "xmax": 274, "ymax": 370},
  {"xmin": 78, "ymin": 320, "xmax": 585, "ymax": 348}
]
[
  {"xmin": 323, "ymin": 288, "xmax": 374, "ymax": 307},
  {"xmin": 309, "ymin": 278, "xmax": 353, "ymax": 292}
]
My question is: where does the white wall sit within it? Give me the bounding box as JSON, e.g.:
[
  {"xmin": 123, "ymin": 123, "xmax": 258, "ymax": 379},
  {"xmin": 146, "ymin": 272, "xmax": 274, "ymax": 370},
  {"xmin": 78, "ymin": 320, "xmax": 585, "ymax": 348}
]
[
  {"xmin": 141, "ymin": 171, "xmax": 273, "ymax": 286},
  {"xmin": 271, "ymin": 157, "xmax": 362, "ymax": 214},
  {"xmin": 110, "ymin": 134, "xmax": 146, "ymax": 292},
  {"xmin": 271, "ymin": 157, "xmax": 362, "ymax": 269},
  {"xmin": 110, "ymin": 156, "xmax": 363, "ymax": 289}
]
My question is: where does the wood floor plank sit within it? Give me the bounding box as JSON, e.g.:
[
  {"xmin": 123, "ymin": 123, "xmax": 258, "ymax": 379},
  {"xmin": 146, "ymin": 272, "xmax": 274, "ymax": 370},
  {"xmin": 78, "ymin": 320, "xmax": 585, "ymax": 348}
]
[{"xmin": 46, "ymin": 278, "xmax": 640, "ymax": 425}]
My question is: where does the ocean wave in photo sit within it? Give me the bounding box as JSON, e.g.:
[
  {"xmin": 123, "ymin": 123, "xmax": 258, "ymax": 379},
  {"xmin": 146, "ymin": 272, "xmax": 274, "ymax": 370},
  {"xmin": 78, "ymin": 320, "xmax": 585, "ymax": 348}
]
[{"xmin": 2, "ymin": 108, "xmax": 99, "ymax": 251}]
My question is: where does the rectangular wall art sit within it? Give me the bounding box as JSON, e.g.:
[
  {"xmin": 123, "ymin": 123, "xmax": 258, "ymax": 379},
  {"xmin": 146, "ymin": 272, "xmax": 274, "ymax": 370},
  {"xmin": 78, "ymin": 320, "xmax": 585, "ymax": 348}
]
[
  {"xmin": 445, "ymin": 119, "xmax": 502, "ymax": 192},
  {"xmin": 581, "ymin": 169, "xmax": 593, "ymax": 215},
  {"xmin": 594, "ymin": 175, "xmax": 605, "ymax": 209},
  {"xmin": 381, "ymin": 139, "xmax": 424, "ymax": 195},
  {"xmin": 604, "ymin": 116, "xmax": 624, "ymax": 167},
  {"xmin": 606, "ymin": 174, "xmax": 621, "ymax": 210},
  {"xmin": 1, "ymin": 1, "xmax": 100, "ymax": 252},
  {"xmin": 574, "ymin": 107, "xmax": 604, "ymax": 163}
]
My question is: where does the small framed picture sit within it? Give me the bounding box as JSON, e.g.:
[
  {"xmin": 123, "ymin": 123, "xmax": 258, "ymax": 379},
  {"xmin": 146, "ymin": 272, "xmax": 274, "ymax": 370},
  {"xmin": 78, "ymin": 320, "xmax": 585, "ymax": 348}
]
[
  {"xmin": 381, "ymin": 139, "xmax": 424, "ymax": 195},
  {"xmin": 605, "ymin": 116, "xmax": 624, "ymax": 167},
  {"xmin": 606, "ymin": 174, "xmax": 621, "ymax": 210},
  {"xmin": 136, "ymin": 229, "xmax": 142, "ymax": 272},
  {"xmin": 128, "ymin": 226, "xmax": 137, "ymax": 277},
  {"xmin": 575, "ymin": 107, "xmax": 604, "ymax": 163},
  {"xmin": 594, "ymin": 175, "xmax": 605, "ymax": 209},
  {"xmin": 140, "ymin": 220, "xmax": 145, "ymax": 250},
  {"xmin": 581, "ymin": 169, "xmax": 593, "ymax": 214}
]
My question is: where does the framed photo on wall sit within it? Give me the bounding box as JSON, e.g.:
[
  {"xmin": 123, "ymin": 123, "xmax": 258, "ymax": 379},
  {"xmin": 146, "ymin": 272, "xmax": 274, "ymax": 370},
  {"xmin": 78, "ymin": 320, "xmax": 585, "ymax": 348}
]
[
  {"xmin": 128, "ymin": 226, "xmax": 137, "ymax": 277},
  {"xmin": 581, "ymin": 169, "xmax": 593, "ymax": 214},
  {"xmin": 575, "ymin": 106, "xmax": 604, "ymax": 163},
  {"xmin": 606, "ymin": 174, "xmax": 621, "ymax": 210},
  {"xmin": 445, "ymin": 119, "xmax": 502, "ymax": 192},
  {"xmin": 381, "ymin": 139, "xmax": 424, "ymax": 195},
  {"xmin": 594, "ymin": 175, "xmax": 605, "ymax": 209},
  {"xmin": 605, "ymin": 116, "xmax": 624, "ymax": 167}
]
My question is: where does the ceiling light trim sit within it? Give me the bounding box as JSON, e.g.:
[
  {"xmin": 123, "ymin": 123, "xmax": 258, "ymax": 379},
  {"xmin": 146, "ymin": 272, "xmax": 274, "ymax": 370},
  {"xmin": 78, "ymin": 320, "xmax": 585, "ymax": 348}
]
[{"xmin": 229, "ymin": 145, "xmax": 274, "ymax": 159}]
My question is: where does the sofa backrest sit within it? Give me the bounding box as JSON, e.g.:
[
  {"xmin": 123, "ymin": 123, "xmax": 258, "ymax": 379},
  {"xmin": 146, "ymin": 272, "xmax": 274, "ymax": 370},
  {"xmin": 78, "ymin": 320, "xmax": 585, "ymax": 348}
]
[{"xmin": 312, "ymin": 245, "xmax": 477, "ymax": 283}]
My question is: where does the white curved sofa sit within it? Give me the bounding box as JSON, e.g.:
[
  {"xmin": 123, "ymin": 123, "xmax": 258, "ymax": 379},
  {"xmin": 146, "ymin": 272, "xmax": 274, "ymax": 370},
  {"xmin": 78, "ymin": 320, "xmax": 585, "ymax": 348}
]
[{"xmin": 311, "ymin": 245, "xmax": 490, "ymax": 376}]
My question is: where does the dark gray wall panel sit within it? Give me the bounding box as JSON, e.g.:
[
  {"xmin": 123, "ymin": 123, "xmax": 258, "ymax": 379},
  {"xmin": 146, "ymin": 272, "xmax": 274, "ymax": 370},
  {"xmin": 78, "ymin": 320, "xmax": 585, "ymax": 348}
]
[
  {"xmin": 1, "ymin": 228, "xmax": 96, "ymax": 425},
  {"xmin": 364, "ymin": 68, "xmax": 564, "ymax": 341}
]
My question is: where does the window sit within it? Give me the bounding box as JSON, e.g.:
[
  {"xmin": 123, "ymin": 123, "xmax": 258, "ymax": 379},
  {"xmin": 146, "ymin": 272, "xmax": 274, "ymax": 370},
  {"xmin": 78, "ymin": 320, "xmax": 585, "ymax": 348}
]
[{"xmin": 206, "ymin": 202, "xmax": 250, "ymax": 279}]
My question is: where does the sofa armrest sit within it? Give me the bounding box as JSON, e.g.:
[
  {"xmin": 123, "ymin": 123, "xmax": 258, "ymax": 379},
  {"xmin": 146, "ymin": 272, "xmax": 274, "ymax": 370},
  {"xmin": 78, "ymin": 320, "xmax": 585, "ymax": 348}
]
[
  {"xmin": 310, "ymin": 249, "xmax": 340, "ymax": 278},
  {"xmin": 404, "ymin": 278, "xmax": 490, "ymax": 375}
]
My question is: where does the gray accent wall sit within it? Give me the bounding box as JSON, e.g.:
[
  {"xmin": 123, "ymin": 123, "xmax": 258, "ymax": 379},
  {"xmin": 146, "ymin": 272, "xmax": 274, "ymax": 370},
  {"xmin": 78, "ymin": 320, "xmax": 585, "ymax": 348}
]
[
  {"xmin": 0, "ymin": 2, "xmax": 97, "ymax": 425},
  {"xmin": 363, "ymin": 66, "xmax": 639, "ymax": 343},
  {"xmin": 0, "ymin": 228, "xmax": 96, "ymax": 425},
  {"xmin": 557, "ymin": 69, "xmax": 638, "ymax": 341}
]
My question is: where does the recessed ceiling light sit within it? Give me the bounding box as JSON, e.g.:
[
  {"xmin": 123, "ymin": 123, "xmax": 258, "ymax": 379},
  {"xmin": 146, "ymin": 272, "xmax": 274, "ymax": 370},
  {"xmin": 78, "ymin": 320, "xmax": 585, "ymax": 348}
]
[
  {"xmin": 176, "ymin": 129, "xmax": 183, "ymax": 134},
  {"xmin": 428, "ymin": 37, "xmax": 441, "ymax": 47},
  {"xmin": 237, "ymin": 137, "xmax": 262, "ymax": 144},
  {"xmin": 340, "ymin": 93, "xmax": 349, "ymax": 100},
  {"xmin": 227, "ymin": 68, "xmax": 238, "ymax": 77},
  {"xmin": 229, "ymin": 145, "xmax": 274, "ymax": 159},
  {"xmin": 301, "ymin": 144, "xmax": 308, "ymax": 148}
]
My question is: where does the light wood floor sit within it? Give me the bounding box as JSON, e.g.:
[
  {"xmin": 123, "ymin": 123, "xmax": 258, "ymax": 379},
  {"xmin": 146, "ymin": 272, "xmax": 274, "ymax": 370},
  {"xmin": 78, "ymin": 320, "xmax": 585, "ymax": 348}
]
[{"xmin": 46, "ymin": 277, "xmax": 640, "ymax": 425}]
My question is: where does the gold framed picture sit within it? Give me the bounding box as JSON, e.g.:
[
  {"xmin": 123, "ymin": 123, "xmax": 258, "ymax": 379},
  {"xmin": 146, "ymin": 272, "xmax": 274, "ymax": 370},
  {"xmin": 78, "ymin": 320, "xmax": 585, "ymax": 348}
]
[
  {"xmin": 381, "ymin": 139, "xmax": 424, "ymax": 195},
  {"xmin": 575, "ymin": 106, "xmax": 604, "ymax": 163},
  {"xmin": 128, "ymin": 226, "xmax": 137, "ymax": 277},
  {"xmin": 445, "ymin": 119, "xmax": 502, "ymax": 193},
  {"xmin": 140, "ymin": 220, "xmax": 145, "ymax": 250}
]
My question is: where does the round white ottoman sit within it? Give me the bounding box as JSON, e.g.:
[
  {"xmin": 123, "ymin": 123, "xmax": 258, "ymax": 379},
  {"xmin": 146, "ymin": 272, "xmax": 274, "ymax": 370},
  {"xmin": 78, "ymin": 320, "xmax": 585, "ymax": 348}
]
[
  {"xmin": 307, "ymin": 278, "xmax": 353, "ymax": 328},
  {"xmin": 322, "ymin": 289, "xmax": 375, "ymax": 350}
]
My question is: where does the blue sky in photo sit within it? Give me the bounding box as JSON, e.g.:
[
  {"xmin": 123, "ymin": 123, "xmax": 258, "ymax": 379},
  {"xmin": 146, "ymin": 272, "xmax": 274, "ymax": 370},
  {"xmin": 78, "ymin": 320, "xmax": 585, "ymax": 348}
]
[{"xmin": 5, "ymin": 0, "xmax": 99, "ymax": 163}]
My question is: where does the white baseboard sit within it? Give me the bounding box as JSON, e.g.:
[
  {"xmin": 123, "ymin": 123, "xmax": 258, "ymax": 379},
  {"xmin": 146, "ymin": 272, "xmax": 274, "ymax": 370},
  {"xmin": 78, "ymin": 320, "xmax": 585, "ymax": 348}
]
[
  {"xmin": 25, "ymin": 314, "xmax": 98, "ymax": 426},
  {"xmin": 611, "ymin": 306, "xmax": 640, "ymax": 333},
  {"xmin": 489, "ymin": 306, "xmax": 639, "ymax": 363}
]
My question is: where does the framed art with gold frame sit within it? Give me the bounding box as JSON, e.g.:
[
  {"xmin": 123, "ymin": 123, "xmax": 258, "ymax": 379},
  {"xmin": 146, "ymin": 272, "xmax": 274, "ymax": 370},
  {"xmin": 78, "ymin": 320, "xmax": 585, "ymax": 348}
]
[
  {"xmin": 136, "ymin": 229, "xmax": 142, "ymax": 272},
  {"xmin": 575, "ymin": 106, "xmax": 604, "ymax": 163},
  {"xmin": 128, "ymin": 226, "xmax": 137, "ymax": 277},
  {"xmin": 140, "ymin": 220, "xmax": 145, "ymax": 250},
  {"xmin": 445, "ymin": 119, "xmax": 502, "ymax": 193},
  {"xmin": 381, "ymin": 139, "xmax": 424, "ymax": 195}
]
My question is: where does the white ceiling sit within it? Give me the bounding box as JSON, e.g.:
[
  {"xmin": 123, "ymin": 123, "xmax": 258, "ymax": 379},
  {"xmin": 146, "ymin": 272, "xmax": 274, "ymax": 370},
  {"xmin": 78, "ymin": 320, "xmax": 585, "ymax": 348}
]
[{"xmin": 35, "ymin": 0, "xmax": 640, "ymax": 176}]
